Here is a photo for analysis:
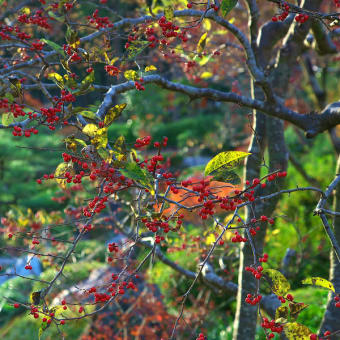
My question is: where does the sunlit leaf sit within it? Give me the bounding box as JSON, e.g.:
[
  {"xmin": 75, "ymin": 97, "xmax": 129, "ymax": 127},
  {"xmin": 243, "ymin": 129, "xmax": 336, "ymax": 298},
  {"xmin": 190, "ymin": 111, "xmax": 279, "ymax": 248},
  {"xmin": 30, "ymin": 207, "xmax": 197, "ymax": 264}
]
[
  {"xmin": 91, "ymin": 127, "xmax": 108, "ymax": 149},
  {"xmin": 284, "ymin": 322, "xmax": 312, "ymax": 340},
  {"xmin": 204, "ymin": 151, "xmax": 250, "ymax": 176},
  {"xmin": 197, "ymin": 32, "xmax": 208, "ymax": 54},
  {"xmin": 104, "ymin": 103, "xmax": 127, "ymax": 127},
  {"xmin": 124, "ymin": 70, "xmax": 138, "ymax": 81},
  {"xmin": 48, "ymin": 72, "xmax": 64, "ymax": 88},
  {"xmin": 164, "ymin": 5, "xmax": 174, "ymax": 21},
  {"xmin": 302, "ymin": 277, "xmax": 335, "ymax": 292},
  {"xmin": 82, "ymin": 124, "xmax": 98, "ymax": 138},
  {"xmin": 200, "ymin": 71, "xmax": 213, "ymax": 79},
  {"xmin": 1, "ymin": 112, "xmax": 14, "ymax": 126},
  {"xmin": 54, "ymin": 162, "xmax": 74, "ymax": 189},
  {"xmin": 145, "ymin": 65, "xmax": 157, "ymax": 72},
  {"xmin": 262, "ymin": 269, "xmax": 291, "ymax": 296},
  {"xmin": 221, "ymin": 0, "xmax": 238, "ymax": 17}
]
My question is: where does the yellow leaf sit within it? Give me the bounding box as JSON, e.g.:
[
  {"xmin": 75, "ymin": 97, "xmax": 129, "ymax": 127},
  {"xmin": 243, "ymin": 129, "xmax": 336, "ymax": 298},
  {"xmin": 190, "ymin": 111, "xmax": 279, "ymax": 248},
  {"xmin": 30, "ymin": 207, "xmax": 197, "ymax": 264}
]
[
  {"xmin": 200, "ymin": 72, "xmax": 213, "ymax": 79},
  {"xmin": 164, "ymin": 6, "xmax": 174, "ymax": 21},
  {"xmin": 197, "ymin": 32, "xmax": 208, "ymax": 54},
  {"xmin": 289, "ymin": 302, "xmax": 309, "ymax": 320},
  {"xmin": 284, "ymin": 322, "xmax": 312, "ymax": 340},
  {"xmin": 91, "ymin": 127, "xmax": 108, "ymax": 149},
  {"xmin": 203, "ymin": 19, "xmax": 211, "ymax": 31},
  {"xmin": 204, "ymin": 151, "xmax": 251, "ymax": 176},
  {"xmin": 22, "ymin": 7, "xmax": 30, "ymax": 15},
  {"xmin": 205, "ymin": 234, "xmax": 216, "ymax": 245},
  {"xmin": 104, "ymin": 103, "xmax": 127, "ymax": 127},
  {"xmin": 275, "ymin": 305, "xmax": 289, "ymax": 322},
  {"xmin": 262, "ymin": 269, "xmax": 291, "ymax": 296},
  {"xmin": 103, "ymin": 51, "xmax": 110, "ymax": 64},
  {"xmin": 110, "ymin": 57, "xmax": 119, "ymax": 65},
  {"xmin": 302, "ymin": 277, "xmax": 335, "ymax": 292},
  {"xmin": 48, "ymin": 72, "xmax": 64, "ymax": 88},
  {"xmin": 54, "ymin": 162, "xmax": 74, "ymax": 189},
  {"xmin": 145, "ymin": 65, "xmax": 157, "ymax": 72},
  {"xmin": 124, "ymin": 70, "xmax": 138, "ymax": 81},
  {"xmin": 82, "ymin": 124, "xmax": 99, "ymax": 137}
]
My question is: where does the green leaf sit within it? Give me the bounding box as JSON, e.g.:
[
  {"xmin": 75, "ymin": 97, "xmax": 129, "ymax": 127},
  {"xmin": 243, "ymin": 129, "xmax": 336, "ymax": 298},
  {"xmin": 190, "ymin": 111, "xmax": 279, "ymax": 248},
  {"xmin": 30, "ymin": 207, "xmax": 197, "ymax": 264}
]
[
  {"xmin": 211, "ymin": 168, "xmax": 240, "ymax": 184},
  {"xmin": 80, "ymin": 110, "xmax": 97, "ymax": 120},
  {"xmin": 121, "ymin": 162, "xmax": 153, "ymax": 190},
  {"xmin": 283, "ymin": 322, "xmax": 312, "ymax": 340},
  {"xmin": 40, "ymin": 39, "xmax": 66, "ymax": 57},
  {"xmin": 262, "ymin": 269, "xmax": 291, "ymax": 296},
  {"xmin": 221, "ymin": 0, "xmax": 238, "ymax": 17},
  {"xmin": 66, "ymin": 26, "xmax": 80, "ymax": 48},
  {"xmin": 47, "ymin": 10, "xmax": 65, "ymax": 23},
  {"xmin": 204, "ymin": 151, "xmax": 250, "ymax": 176},
  {"xmin": 1, "ymin": 112, "xmax": 14, "ymax": 126},
  {"xmin": 302, "ymin": 277, "xmax": 335, "ymax": 292}
]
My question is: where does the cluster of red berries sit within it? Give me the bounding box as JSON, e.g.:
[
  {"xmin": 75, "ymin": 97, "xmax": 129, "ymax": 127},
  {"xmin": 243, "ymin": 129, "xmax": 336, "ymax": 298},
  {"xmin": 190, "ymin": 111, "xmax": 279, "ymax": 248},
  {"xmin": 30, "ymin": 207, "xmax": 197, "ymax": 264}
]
[
  {"xmin": 134, "ymin": 135, "xmax": 151, "ymax": 148},
  {"xmin": 195, "ymin": 333, "xmax": 207, "ymax": 340},
  {"xmin": 18, "ymin": 9, "xmax": 51, "ymax": 29},
  {"xmin": 104, "ymin": 65, "xmax": 120, "ymax": 77},
  {"xmin": 272, "ymin": 2, "xmax": 290, "ymax": 22},
  {"xmin": 295, "ymin": 13, "xmax": 309, "ymax": 23},
  {"xmin": 261, "ymin": 317, "xmax": 283, "ymax": 338},
  {"xmin": 245, "ymin": 265, "xmax": 263, "ymax": 279},
  {"xmin": 334, "ymin": 0, "xmax": 340, "ymax": 8},
  {"xmin": 155, "ymin": 235, "xmax": 166, "ymax": 244},
  {"xmin": 259, "ymin": 253, "xmax": 269, "ymax": 263},
  {"xmin": 30, "ymin": 40, "xmax": 45, "ymax": 51},
  {"xmin": 30, "ymin": 305, "xmax": 40, "ymax": 319},
  {"xmin": 83, "ymin": 196, "xmax": 107, "ymax": 217},
  {"xmin": 108, "ymin": 242, "xmax": 119, "ymax": 253},
  {"xmin": 198, "ymin": 199, "xmax": 215, "ymax": 220},
  {"xmin": 87, "ymin": 9, "xmax": 113, "ymax": 29},
  {"xmin": 13, "ymin": 126, "xmax": 39, "ymax": 138},
  {"xmin": 334, "ymin": 295, "xmax": 340, "ymax": 308},
  {"xmin": 40, "ymin": 103, "xmax": 62, "ymax": 130},
  {"xmin": 245, "ymin": 293, "xmax": 262, "ymax": 305},
  {"xmin": 142, "ymin": 218, "xmax": 171, "ymax": 233},
  {"xmin": 135, "ymin": 79, "xmax": 145, "ymax": 91},
  {"xmin": 61, "ymin": 90, "xmax": 76, "ymax": 103},
  {"xmin": 231, "ymin": 231, "xmax": 247, "ymax": 243}
]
